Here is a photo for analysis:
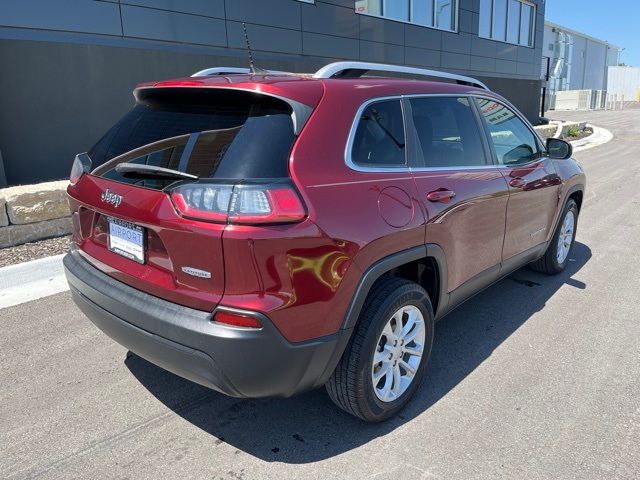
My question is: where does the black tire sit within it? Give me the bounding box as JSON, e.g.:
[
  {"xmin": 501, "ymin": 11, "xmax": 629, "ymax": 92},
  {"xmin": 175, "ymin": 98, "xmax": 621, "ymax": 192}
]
[
  {"xmin": 326, "ymin": 276, "xmax": 434, "ymax": 422},
  {"xmin": 530, "ymin": 199, "xmax": 578, "ymax": 275}
]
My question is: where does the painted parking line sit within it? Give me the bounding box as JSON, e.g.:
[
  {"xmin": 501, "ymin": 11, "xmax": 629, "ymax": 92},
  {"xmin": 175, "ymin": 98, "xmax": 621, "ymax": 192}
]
[{"xmin": 0, "ymin": 254, "xmax": 68, "ymax": 310}]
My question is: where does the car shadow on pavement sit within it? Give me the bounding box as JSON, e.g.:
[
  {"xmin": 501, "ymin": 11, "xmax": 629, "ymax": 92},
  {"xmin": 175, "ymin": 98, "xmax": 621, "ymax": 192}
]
[{"xmin": 126, "ymin": 242, "xmax": 591, "ymax": 464}]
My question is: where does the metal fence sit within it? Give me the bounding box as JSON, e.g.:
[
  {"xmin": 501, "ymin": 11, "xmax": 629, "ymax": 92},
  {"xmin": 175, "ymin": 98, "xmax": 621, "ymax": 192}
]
[{"xmin": 552, "ymin": 89, "xmax": 615, "ymax": 111}]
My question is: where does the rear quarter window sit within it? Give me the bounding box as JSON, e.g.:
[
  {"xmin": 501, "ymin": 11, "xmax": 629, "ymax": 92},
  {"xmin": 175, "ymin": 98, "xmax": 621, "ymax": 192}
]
[{"xmin": 350, "ymin": 99, "xmax": 406, "ymax": 168}]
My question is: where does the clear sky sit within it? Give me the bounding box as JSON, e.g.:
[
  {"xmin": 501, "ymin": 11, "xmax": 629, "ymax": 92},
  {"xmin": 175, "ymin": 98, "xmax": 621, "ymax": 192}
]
[{"xmin": 545, "ymin": 0, "xmax": 640, "ymax": 66}]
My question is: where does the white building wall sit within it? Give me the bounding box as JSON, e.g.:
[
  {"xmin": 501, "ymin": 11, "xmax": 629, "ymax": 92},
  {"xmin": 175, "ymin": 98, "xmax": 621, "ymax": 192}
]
[
  {"xmin": 569, "ymin": 35, "xmax": 587, "ymax": 90},
  {"xmin": 542, "ymin": 24, "xmax": 554, "ymax": 59},
  {"xmin": 543, "ymin": 21, "xmax": 620, "ymax": 92},
  {"xmin": 606, "ymin": 47, "xmax": 620, "ymax": 70},
  {"xmin": 608, "ymin": 66, "xmax": 640, "ymax": 101},
  {"xmin": 584, "ymin": 40, "xmax": 609, "ymax": 90}
]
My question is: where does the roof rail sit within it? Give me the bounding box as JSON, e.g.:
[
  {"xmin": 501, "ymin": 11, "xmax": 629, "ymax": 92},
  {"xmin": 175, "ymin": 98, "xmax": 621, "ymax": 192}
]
[
  {"xmin": 192, "ymin": 67, "xmax": 252, "ymax": 77},
  {"xmin": 313, "ymin": 61, "xmax": 489, "ymax": 90},
  {"xmin": 191, "ymin": 67, "xmax": 288, "ymax": 77}
]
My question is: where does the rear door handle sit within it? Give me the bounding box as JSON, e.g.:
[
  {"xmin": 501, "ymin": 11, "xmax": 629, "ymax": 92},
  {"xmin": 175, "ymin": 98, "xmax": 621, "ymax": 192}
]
[{"xmin": 427, "ymin": 189, "xmax": 456, "ymax": 203}]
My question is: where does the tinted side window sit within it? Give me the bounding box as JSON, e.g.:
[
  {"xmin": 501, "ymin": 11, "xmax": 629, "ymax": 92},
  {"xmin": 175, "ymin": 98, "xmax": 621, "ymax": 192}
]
[
  {"xmin": 475, "ymin": 98, "xmax": 541, "ymax": 165},
  {"xmin": 351, "ymin": 100, "xmax": 406, "ymax": 168},
  {"xmin": 409, "ymin": 96, "xmax": 487, "ymax": 168}
]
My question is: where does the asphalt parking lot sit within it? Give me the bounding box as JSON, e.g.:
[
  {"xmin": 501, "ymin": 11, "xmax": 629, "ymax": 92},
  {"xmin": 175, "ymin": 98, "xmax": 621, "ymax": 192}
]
[{"xmin": 1, "ymin": 109, "xmax": 639, "ymax": 479}]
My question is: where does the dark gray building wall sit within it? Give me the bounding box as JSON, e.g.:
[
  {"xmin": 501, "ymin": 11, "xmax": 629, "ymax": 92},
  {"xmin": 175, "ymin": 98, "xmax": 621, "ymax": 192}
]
[{"xmin": 0, "ymin": 0, "xmax": 545, "ymax": 186}]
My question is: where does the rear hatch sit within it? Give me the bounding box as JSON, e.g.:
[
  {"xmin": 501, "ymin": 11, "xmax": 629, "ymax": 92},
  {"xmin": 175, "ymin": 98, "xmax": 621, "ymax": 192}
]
[{"xmin": 68, "ymin": 86, "xmax": 307, "ymax": 311}]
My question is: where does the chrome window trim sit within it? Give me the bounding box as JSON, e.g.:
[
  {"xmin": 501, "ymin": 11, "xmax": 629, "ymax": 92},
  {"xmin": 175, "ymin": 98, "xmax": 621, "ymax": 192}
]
[
  {"xmin": 410, "ymin": 164, "xmax": 506, "ymax": 172},
  {"xmin": 345, "ymin": 93, "xmax": 546, "ymax": 173}
]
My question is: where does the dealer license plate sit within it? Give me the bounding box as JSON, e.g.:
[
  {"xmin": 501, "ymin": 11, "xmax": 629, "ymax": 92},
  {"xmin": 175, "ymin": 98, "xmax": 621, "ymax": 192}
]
[{"xmin": 107, "ymin": 217, "xmax": 145, "ymax": 264}]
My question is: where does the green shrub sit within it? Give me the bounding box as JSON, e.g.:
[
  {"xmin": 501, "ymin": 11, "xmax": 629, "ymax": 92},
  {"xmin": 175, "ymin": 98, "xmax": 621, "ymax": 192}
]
[{"xmin": 567, "ymin": 127, "xmax": 580, "ymax": 137}]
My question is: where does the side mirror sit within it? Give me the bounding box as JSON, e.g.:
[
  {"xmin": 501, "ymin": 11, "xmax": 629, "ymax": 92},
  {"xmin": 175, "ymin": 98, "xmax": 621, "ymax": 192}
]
[{"xmin": 546, "ymin": 138, "xmax": 573, "ymax": 160}]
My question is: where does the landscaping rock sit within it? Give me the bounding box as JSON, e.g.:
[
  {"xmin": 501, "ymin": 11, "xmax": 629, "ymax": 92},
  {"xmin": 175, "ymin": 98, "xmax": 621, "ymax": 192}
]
[
  {"xmin": 2, "ymin": 180, "xmax": 70, "ymax": 225},
  {"xmin": 0, "ymin": 195, "xmax": 7, "ymax": 227},
  {"xmin": 0, "ymin": 217, "xmax": 73, "ymax": 248}
]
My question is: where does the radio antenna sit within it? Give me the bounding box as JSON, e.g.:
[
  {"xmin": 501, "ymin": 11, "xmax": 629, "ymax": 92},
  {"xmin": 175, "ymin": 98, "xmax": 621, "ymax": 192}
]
[{"xmin": 242, "ymin": 22, "xmax": 257, "ymax": 74}]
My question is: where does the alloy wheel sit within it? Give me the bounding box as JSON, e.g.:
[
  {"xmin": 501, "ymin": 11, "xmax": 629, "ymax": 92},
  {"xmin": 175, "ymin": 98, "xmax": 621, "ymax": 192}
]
[
  {"xmin": 371, "ymin": 305, "xmax": 426, "ymax": 402},
  {"xmin": 556, "ymin": 210, "xmax": 575, "ymax": 264}
]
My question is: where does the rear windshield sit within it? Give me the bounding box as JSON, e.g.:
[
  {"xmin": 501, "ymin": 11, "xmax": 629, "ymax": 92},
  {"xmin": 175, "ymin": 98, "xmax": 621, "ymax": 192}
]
[{"xmin": 90, "ymin": 88, "xmax": 296, "ymax": 188}]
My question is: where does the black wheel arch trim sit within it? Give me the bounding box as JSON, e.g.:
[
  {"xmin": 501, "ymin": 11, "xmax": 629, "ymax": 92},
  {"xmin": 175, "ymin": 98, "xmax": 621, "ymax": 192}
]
[
  {"xmin": 564, "ymin": 183, "xmax": 584, "ymax": 206},
  {"xmin": 553, "ymin": 183, "xmax": 584, "ymax": 238},
  {"xmin": 341, "ymin": 244, "xmax": 449, "ymax": 330}
]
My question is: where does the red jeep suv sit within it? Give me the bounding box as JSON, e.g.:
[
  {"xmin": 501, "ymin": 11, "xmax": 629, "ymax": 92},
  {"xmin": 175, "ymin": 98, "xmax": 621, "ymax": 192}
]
[{"xmin": 64, "ymin": 62, "xmax": 585, "ymax": 422}]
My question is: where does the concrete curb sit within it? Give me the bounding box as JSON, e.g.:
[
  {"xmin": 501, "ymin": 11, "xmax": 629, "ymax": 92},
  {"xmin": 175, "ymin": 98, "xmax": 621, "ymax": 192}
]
[
  {"xmin": 552, "ymin": 121, "xmax": 563, "ymax": 139},
  {"xmin": 571, "ymin": 124, "xmax": 613, "ymax": 152},
  {"xmin": 0, "ymin": 253, "xmax": 68, "ymax": 309}
]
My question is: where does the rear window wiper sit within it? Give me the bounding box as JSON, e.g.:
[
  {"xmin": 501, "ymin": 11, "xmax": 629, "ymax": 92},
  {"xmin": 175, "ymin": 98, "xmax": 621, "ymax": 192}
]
[
  {"xmin": 115, "ymin": 163, "xmax": 199, "ymax": 180},
  {"xmin": 365, "ymin": 111, "xmax": 405, "ymax": 149}
]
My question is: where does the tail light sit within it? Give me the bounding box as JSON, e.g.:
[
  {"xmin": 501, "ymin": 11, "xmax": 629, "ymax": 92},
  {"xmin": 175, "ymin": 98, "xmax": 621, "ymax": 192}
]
[
  {"xmin": 69, "ymin": 153, "xmax": 92, "ymax": 185},
  {"xmin": 170, "ymin": 181, "xmax": 306, "ymax": 225}
]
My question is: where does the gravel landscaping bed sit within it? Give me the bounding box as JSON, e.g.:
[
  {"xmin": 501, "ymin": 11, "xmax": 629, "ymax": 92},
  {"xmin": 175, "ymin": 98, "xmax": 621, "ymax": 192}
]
[{"xmin": 0, "ymin": 235, "xmax": 71, "ymax": 268}]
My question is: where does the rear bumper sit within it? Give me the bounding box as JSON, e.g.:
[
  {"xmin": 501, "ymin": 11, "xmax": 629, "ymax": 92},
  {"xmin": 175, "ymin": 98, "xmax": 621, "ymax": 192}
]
[{"xmin": 63, "ymin": 247, "xmax": 350, "ymax": 398}]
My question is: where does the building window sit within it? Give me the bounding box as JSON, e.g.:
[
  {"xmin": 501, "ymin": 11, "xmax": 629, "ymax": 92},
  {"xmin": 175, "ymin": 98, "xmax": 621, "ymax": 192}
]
[
  {"xmin": 355, "ymin": 0, "xmax": 457, "ymax": 32},
  {"xmin": 479, "ymin": 0, "xmax": 535, "ymax": 47}
]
